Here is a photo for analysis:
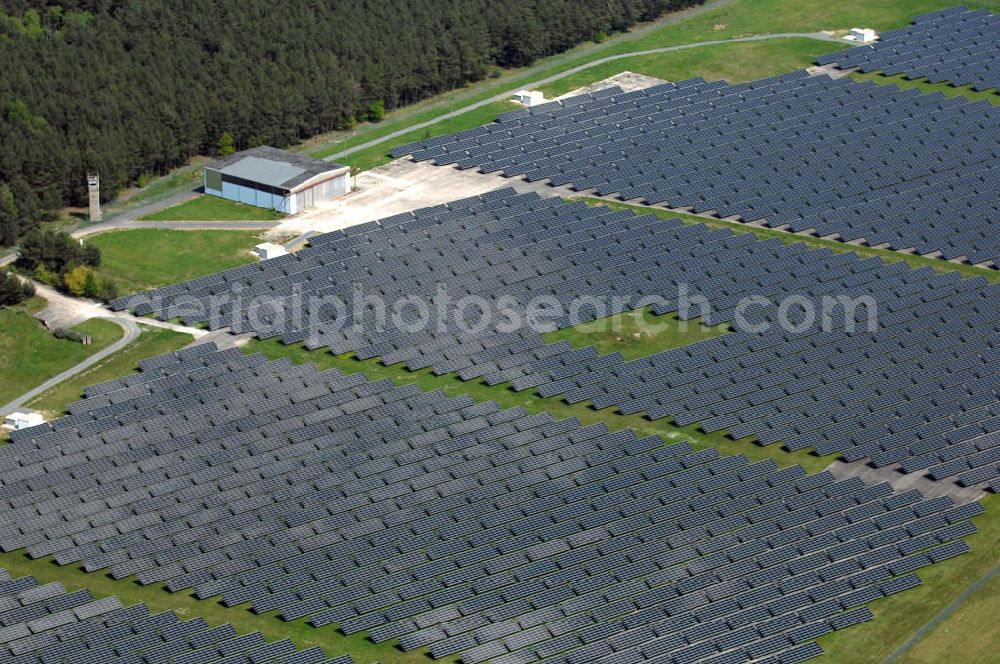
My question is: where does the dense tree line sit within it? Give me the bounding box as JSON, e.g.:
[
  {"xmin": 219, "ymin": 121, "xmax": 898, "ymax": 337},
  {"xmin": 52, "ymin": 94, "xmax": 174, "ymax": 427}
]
[
  {"xmin": 0, "ymin": 0, "xmax": 702, "ymax": 245},
  {"xmin": 14, "ymin": 229, "xmax": 116, "ymax": 299}
]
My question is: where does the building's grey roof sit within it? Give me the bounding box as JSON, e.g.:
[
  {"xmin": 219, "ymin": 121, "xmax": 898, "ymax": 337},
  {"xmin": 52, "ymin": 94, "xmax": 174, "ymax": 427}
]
[{"xmin": 209, "ymin": 146, "xmax": 347, "ymax": 191}]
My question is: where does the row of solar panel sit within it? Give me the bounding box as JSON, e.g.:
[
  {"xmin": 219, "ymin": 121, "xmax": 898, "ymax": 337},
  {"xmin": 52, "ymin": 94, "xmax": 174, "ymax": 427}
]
[
  {"xmin": 0, "ymin": 568, "xmax": 354, "ymax": 664},
  {"xmin": 391, "ymin": 68, "xmax": 1000, "ymax": 266},
  {"xmin": 1, "ymin": 345, "xmax": 984, "ymax": 664},
  {"xmin": 817, "ymin": 6, "xmax": 1000, "ymax": 92},
  {"xmin": 108, "ymin": 191, "xmax": 1000, "ymax": 489}
]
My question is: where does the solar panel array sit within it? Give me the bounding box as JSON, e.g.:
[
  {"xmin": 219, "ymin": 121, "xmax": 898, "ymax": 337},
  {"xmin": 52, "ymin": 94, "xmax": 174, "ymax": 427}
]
[
  {"xmin": 110, "ymin": 191, "xmax": 1000, "ymax": 488},
  {"xmin": 0, "ymin": 568, "xmax": 354, "ymax": 664},
  {"xmin": 816, "ymin": 6, "xmax": 1000, "ymax": 92},
  {"xmin": 389, "ymin": 70, "xmax": 1000, "ymax": 265},
  {"xmin": 1, "ymin": 345, "xmax": 983, "ymax": 664}
]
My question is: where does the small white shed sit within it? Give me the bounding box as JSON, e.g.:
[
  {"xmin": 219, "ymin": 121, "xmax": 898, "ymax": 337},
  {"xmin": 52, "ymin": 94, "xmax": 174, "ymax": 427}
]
[
  {"xmin": 846, "ymin": 28, "xmax": 878, "ymax": 43},
  {"xmin": 512, "ymin": 90, "xmax": 546, "ymax": 107},
  {"xmin": 254, "ymin": 242, "xmax": 289, "ymax": 260},
  {"xmin": 3, "ymin": 411, "xmax": 45, "ymax": 431}
]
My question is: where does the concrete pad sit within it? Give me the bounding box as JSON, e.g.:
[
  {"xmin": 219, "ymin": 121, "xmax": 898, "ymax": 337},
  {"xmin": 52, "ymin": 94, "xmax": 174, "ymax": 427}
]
[
  {"xmin": 33, "ymin": 294, "xmax": 107, "ymax": 330},
  {"xmin": 809, "ymin": 63, "xmax": 858, "ymax": 80},
  {"xmin": 554, "ymin": 71, "xmax": 669, "ymax": 101},
  {"xmin": 264, "ymin": 159, "xmax": 565, "ymax": 240},
  {"xmin": 827, "ymin": 459, "xmax": 986, "ymax": 506},
  {"xmin": 188, "ymin": 329, "xmax": 254, "ymax": 350},
  {"xmin": 263, "ymin": 159, "xmax": 506, "ymax": 238}
]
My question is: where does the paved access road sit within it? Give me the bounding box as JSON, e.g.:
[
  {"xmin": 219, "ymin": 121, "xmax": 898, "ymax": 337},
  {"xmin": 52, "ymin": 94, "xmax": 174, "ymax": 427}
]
[
  {"xmin": 326, "ymin": 31, "xmax": 842, "ymax": 162},
  {"xmin": 0, "ymin": 188, "xmax": 278, "ymax": 268},
  {"xmin": 0, "ymin": 315, "xmax": 140, "ymax": 417},
  {"xmin": 0, "ymin": 278, "xmax": 207, "ymax": 418}
]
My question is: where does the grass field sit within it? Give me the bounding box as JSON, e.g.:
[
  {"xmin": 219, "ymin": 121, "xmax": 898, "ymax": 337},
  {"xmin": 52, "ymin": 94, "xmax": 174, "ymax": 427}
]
[
  {"xmin": 329, "ymin": 101, "xmax": 519, "ymax": 173},
  {"xmin": 894, "ymin": 558, "xmax": 1000, "ymax": 664},
  {"xmin": 27, "ymin": 325, "xmax": 194, "ymax": 418},
  {"xmin": 538, "ymin": 38, "xmax": 846, "ymax": 97},
  {"xmin": 0, "ymin": 300, "xmax": 123, "ymax": 407},
  {"xmin": 354, "ymin": 39, "xmax": 837, "ymax": 174},
  {"xmin": 325, "ymin": 39, "xmax": 842, "ymax": 173},
  {"xmin": 140, "ymin": 195, "xmax": 284, "ymax": 222},
  {"xmin": 86, "ymin": 229, "xmax": 261, "ymax": 294},
  {"xmin": 615, "ymin": 0, "xmax": 999, "ymax": 51},
  {"xmin": 104, "ymin": 161, "xmax": 209, "ymax": 218},
  {"xmin": 544, "ymin": 308, "xmax": 728, "ymax": 360}
]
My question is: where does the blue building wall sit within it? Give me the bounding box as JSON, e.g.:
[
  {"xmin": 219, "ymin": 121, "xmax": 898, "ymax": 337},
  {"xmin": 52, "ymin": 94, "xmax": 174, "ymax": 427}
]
[{"xmin": 204, "ymin": 172, "xmax": 290, "ymax": 214}]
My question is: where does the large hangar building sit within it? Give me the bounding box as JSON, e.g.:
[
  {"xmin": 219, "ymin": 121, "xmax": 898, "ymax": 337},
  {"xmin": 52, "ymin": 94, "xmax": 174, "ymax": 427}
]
[{"xmin": 203, "ymin": 146, "xmax": 350, "ymax": 215}]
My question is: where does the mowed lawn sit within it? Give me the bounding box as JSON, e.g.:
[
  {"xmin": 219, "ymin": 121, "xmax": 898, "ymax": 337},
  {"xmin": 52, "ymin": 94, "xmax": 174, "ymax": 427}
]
[
  {"xmin": 345, "ymin": 40, "xmax": 838, "ymax": 172},
  {"xmin": 86, "ymin": 229, "xmax": 261, "ymax": 294},
  {"xmin": 140, "ymin": 195, "xmax": 283, "ymax": 221},
  {"xmin": 339, "ymin": 100, "xmax": 518, "ymax": 173},
  {"xmin": 545, "ymin": 308, "xmax": 729, "ymax": 361},
  {"xmin": 539, "ymin": 38, "xmax": 848, "ymax": 97},
  {"xmin": 0, "ymin": 298, "xmax": 122, "ymax": 407},
  {"xmin": 28, "ymin": 325, "xmax": 193, "ymax": 418},
  {"xmin": 895, "ymin": 559, "xmax": 1000, "ymax": 664},
  {"xmin": 616, "ymin": 0, "xmax": 1000, "ymax": 51}
]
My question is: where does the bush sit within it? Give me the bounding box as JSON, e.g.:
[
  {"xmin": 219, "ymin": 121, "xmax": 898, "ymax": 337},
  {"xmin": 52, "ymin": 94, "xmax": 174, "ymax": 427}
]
[
  {"xmin": 0, "ymin": 270, "xmax": 34, "ymax": 306},
  {"xmin": 97, "ymin": 276, "xmax": 118, "ymax": 301},
  {"xmin": 367, "ymin": 100, "xmax": 385, "ymax": 122},
  {"xmin": 217, "ymin": 131, "xmax": 235, "ymax": 156},
  {"xmin": 14, "ymin": 230, "xmax": 111, "ymax": 297},
  {"xmin": 32, "ymin": 263, "xmax": 59, "ymax": 288},
  {"xmin": 81, "ymin": 243, "xmax": 101, "ymax": 267},
  {"xmin": 63, "ymin": 264, "xmax": 94, "ymax": 297},
  {"xmin": 61, "ymin": 265, "xmax": 117, "ymax": 301},
  {"xmin": 52, "ymin": 327, "xmax": 89, "ymax": 343}
]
